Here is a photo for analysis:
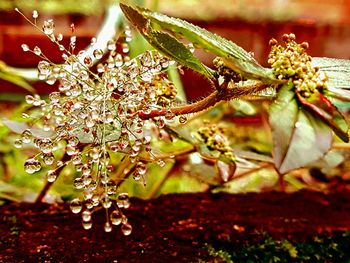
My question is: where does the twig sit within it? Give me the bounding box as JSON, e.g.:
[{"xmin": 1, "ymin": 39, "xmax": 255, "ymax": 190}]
[
  {"xmin": 34, "ymin": 153, "xmax": 69, "ymax": 204},
  {"xmin": 138, "ymin": 81, "xmax": 271, "ymax": 119}
]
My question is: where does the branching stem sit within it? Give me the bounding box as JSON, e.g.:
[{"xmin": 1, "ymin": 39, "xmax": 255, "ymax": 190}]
[{"xmin": 138, "ymin": 80, "xmax": 272, "ymax": 119}]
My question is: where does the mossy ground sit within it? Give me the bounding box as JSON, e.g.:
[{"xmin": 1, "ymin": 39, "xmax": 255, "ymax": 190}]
[{"xmin": 1, "ymin": 190, "xmax": 350, "ymax": 262}]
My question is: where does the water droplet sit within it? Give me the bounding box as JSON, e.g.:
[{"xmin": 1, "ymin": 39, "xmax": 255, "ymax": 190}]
[
  {"xmin": 104, "ymin": 222, "xmax": 112, "ymax": 232},
  {"xmin": 84, "ymin": 56, "xmax": 92, "ymax": 66},
  {"xmin": 43, "ymin": 153, "xmax": 55, "ymax": 165},
  {"xmin": 66, "ymin": 145, "xmax": 77, "ymax": 156},
  {"xmin": 70, "ymin": 84, "xmax": 82, "ymax": 96},
  {"xmin": 42, "ymin": 19, "xmax": 54, "ymax": 35},
  {"xmin": 82, "ymin": 210, "xmax": 91, "ymax": 222},
  {"xmin": 102, "ymin": 197, "xmax": 112, "ymax": 209},
  {"xmin": 82, "ymin": 165, "xmax": 91, "ymax": 176},
  {"xmin": 21, "ymin": 129, "xmax": 32, "ymax": 144},
  {"xmin": 25, "ymin": 95, "xmax": 34, "ymax": 104},
  {"xmin": 165, "ymin": 111, "xmax": 175, "ymax": 121},
  {"xmin": 85, "ymin": 199, "xmax": 94, "ymax": 209},
  {"xmin": 107, "ymin": 40, "xmax": 116, "ymax": 51},
  {"xmin": 85, "ymin": 118, "xmax": 95, "ymax": 128},
  {"xmin": 33, "ymin": 46, "xmax": 41, "ymax": 56},
  {"xmin": 179, "ymin": 115, "xmax": 187, "ymax": 124},
  {"xmin": 72, "ymin": 154, "xmax": 82, "ymax": 165},
  {"xmin": 14, "ymin": 139, "xmax": 23, "ymax": 148},
  {"xmin": 24, "ymin": 158, "xmax": 41, "ymax": 174},
  {"xmin": 153, "ymin": 117, "xmax": 164, "ymax": 129},
  {"xmin": 157, "ymin": 159, "xmax": 165, "ymax": 167},
  {"xmin": 46, "ymin": 170, "xmax": 57, "ymax": 182},
  {"xmin": 70, "ymin": 35, "xmax": 76, "ymax": 45},
  {"xmin": 110, "ymin": 210, "xmax": 123, "ymax": 225},
  {"xmin": 89, "ymin": 148, "xmax": 100, "ymax": 160},
  {"xmin": 74, "ymin": 177, "xmax": 84, "ymax": 189},
  {"xmin": 46, "ymin": 75, "xmax": 56, "ymax": 85},
  {"xmin": 136, "ymin": 162, "xmax": 147, "ymax": 175},
  {"xmin": 117, "ymin": 193, "xmax": 130, "ymax": 209},
  {"xmin": 83, "ymin": 175, "xmax": 92, "ymax": 186},
  {"xmin": 21, "ymin": 44, "xmax": 29, "ymax": 52},
  {"xmin": 32, "ymin": 10, "xmax": 39, "ymax": 19},
  {"xmin": 82, "ymin": 220, "xmax": 92, "ymax": 230},
  {"xmin": 114, "ymin": 54, "xmax": 123, "ymax": 67},
  {"xmin": 122, "ymin": 43, "xmax": 129, "ymax": 53},
  {"xmin": 187, "ymin": 43, "xmax": 195, "ymax": 53},
  {"xmin": 90, "ymin": 37, "xmax": 97, "ymax": 46},
  {"xmin": 21, "ymin": 113, "xmax": 29, "ymax": 119},
  {"xmin": 93, "ymin": 49, "xmax": 103, "ymax": 59},
  {"xmin": 121, "ymin": 223, "xmax": 132, "ymax": 236},
  {"xmin": 57, "ymin": 33, "xmax": 63, "ymax": 41},
  {"xmin": 70, "ymin": 198, "xmax": 82, "ymax": 214},
  {"xmin": 39, "ymin": 138, "xmax": 54, "ymax": 154},
  {"xmin": 49, "ymin": 91, "xmax": 60, "ymax": 103},
  {"xmin": 67, "ymin": 135, "xmax": 79, "ymax": 147}
]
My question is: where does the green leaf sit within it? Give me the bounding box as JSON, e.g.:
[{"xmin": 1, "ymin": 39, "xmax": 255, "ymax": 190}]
[
  {"xmin": 312, "ymin": 57, "xmax": 350, "ymax": 100},
  {"xmin": 0, "ymin": 61, "xmax": 36, "ymax": 94},
  {"xmin": 119, "ymin": 2, "xmax": 149, "ymax": 30},
  {"xmin": 269, "ymin": 84, "xmax": 333, "ymax": 174},
  {"xmin": 145, "ymin": 30, "xmax": 216, "ymax": 80},
  {"xmin": 297, "ymin": 92, "xmax": 349, "ymax": 142},
  {"xmin": 120, "ymin": 3, "xmax": 277, "ymax": 83},
  {"xmin": 215, "ymin": 155, "xmax": 236, "ymax": 183},
  {"xmin": 120, "ymin": 3, "xmax": 215, "ymax": 80},
  {"xmin": 279, "ymin": 110, "xmax": 332, "ymax": 174},
  {"xmin": 312, "ymin": 57, "xmax": 350, "ymax": 90},
  {"xmin": 269, "ymin": 83, "xmax": 298, "ymax": 172},
  {"xmin": 141, "ymin": 6, "xmax": 277, "ymax": 82}
]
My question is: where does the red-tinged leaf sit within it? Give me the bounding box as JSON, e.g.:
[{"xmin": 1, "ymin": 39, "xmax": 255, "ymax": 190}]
[
  {"xmin": 269, "ymin": 84, "xmax": 333, "ymax": 174},
  {"xmin": 215, "ymin": 156, "xmax": 236, "ymax": 183},
  {"xmin": 276, "ymin": 110, "xmax": 333, "ymax": 174},
  {"xmin": 119, "ymin": 2, "xmax": 149, "ymax": 30},
  {"xmin": 297, "ymin": 92, "xmax": 349, "ymax": 142},
  {"xmin": 269, "ymin": 83, "xmax": 298, "ymax": 171}
]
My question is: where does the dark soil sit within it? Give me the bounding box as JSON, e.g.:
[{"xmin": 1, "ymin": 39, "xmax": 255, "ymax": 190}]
[{"xmin": 1, "ymin": 190, "xmax": 350, "ymax": 262}]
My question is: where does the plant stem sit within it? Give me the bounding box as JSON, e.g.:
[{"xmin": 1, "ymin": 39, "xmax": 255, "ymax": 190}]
[
  {"xmin": 138, "ymin": 81, "xmax": 271, "ymax": 119},
  {"xmin": 34, "ymin": 153, "xmax": 69, "ymax": 204}
]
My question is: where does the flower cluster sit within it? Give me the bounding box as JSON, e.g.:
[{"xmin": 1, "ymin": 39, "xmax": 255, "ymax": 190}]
[
  {"xmin": 268, "ymin": 33, "xmax": 328, "ymax": 98},
  {"xmin": 213, "ymin": 57, "xmax": 242, "ymax": 82},
  {"xmin": 197, "ymin": 124, "xmax": 235, "ymax": 161},
  {"xmin": 15, "ymin": 10, "xmax": 179, "ymax": 233}
]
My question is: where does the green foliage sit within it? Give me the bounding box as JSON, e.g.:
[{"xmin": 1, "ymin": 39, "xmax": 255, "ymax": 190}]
[
  {"xmin": 120, "ymin": 2, "xmax": 276, "ymax": 83},
  {"xmin": 297, "ymin": 92, "xmax": 349, "ymax": 142},
  {"xmin": 206, "ymin": 232, "xmax": 350, "ymax": 262},
  {"xmin": 269, "ymin": 83, "xmax": 333, "ymax": 174},
  {"xmin": 0, "ymin": 1, "xmax": 349, "ymax": 213},
  {"xmin": 0, "ymin": 0, "xmax": 109, "ymax": 15},
  {"xmin": 120, "ymin": 3, "xmax": 216, "ymax": 81},
  {"xmin": 0, "ymin": 61, "xmax": 35, "ymax": 94}
]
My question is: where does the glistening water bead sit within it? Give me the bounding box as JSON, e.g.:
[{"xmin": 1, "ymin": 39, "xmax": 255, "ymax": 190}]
[
  {"xmin": 24, "ymin": 158, "xmax": 41, "ymax": 174},
  {"xmin": 121, "ymin": 223, "xmax": 132, "ymax": 236},
  {"xmin": 110, "ymin": 210, "xmax": 123, "ymax": 225},
  {"xmin": 70, "ymin": 198, "xmax": 82, "ymax": 214},
  {"xmin": 46, "ymin": 170, "xmax": 57, "ymax": 182},
  {"xmin": 21, "ymin": 130, "xmax": 32, "ymax": 144},
  {"xmin": 82, "ymin": 220, "xmax": 92, "ymax": 230},
  {"xmin": 15, "ymin": 12, "xmax": 180, "ymax": 234},
  {"xmin": 104, "ymin": 222, "xmax": 112, "ymax": 232}
]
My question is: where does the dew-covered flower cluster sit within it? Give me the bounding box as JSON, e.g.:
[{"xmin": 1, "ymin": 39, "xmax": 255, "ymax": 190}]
[{"xmin": 15, "ymin": 9, "xmax": 180, "ymax": 234}]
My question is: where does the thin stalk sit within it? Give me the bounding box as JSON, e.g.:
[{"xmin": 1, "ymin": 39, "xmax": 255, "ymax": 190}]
[
  {"xmin": 34, "ymin": 153, "xmax": 69, "ymax": 204},
  {"xmin": 138, "ymin": 81, "xmax": 271, "ymax": 119}
]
